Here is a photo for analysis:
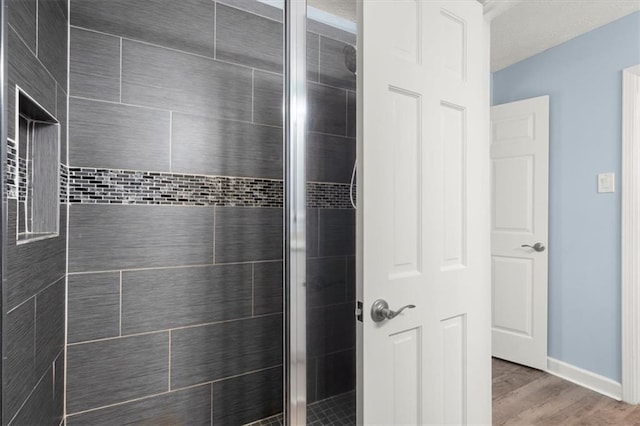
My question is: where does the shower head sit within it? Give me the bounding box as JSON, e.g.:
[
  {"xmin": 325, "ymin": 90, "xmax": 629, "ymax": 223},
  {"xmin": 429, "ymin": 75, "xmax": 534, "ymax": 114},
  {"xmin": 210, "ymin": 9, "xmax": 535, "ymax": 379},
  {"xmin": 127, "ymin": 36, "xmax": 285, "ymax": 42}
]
[{"xmin": 343, "ymin": 44, "xmax": 357, "ymax": 74}]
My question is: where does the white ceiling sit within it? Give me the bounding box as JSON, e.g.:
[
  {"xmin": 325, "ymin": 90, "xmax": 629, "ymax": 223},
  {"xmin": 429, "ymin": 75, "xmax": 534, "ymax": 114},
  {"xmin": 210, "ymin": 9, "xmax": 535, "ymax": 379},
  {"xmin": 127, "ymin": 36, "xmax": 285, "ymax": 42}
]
[{"xmin": 490, "ymin": 0, "xmax": 640, "ymax": 72}]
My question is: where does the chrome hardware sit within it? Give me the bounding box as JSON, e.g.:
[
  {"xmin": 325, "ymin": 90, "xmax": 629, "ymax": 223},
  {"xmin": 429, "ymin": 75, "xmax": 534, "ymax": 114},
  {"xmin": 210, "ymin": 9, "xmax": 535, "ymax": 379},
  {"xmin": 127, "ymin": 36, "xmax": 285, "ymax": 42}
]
[
  {"xmin": 371, "ymin": 299, "xmax": 416, "ymax": 322},
  {"xmin": 521, "ymin": 242, "xmax": 546, "ymax": 252}
]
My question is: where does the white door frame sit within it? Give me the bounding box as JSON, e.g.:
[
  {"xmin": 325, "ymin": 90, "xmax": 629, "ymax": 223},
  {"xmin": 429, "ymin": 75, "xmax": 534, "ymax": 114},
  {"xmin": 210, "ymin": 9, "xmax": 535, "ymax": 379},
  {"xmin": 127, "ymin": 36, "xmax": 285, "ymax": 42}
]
[{"xmin": 622, "ymin": 64, "xmax": 640, "ymax": 405}]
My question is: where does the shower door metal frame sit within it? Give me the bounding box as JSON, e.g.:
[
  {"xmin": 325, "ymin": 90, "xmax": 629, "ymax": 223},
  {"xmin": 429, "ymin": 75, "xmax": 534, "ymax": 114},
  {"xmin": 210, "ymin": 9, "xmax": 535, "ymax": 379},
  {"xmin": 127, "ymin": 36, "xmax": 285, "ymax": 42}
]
[{"xmin": 283, "ymin": 0, "xmax": 307, "ymax": 424}]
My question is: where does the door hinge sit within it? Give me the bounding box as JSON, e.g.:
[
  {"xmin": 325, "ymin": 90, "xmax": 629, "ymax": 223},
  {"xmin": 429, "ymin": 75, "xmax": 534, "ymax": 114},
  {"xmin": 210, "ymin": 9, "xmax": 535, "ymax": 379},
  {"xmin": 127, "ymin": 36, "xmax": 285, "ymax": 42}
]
[{"xmin": 356, "ymin": 301, "xmax": 363, "ymax": 322}]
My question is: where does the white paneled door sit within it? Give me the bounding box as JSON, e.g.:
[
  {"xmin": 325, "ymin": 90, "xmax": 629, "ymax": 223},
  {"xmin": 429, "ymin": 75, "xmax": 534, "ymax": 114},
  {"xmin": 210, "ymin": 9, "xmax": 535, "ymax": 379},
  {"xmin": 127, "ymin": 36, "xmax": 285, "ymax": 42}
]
[
  {"xmin": 490, "ymin": 96, "xmax": 549, "ymax": 370},
  {"xmin": 357, "ymin": 1, "xmax": 491, "ymax": 424}
]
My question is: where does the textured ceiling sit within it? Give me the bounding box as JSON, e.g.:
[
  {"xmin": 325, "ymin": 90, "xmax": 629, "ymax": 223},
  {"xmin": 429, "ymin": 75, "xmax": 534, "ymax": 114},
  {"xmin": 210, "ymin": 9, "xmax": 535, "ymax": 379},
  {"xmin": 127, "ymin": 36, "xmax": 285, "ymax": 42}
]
[{"xmin": 491, "ymin": 0, "xmax": 640, "ymax": 71}]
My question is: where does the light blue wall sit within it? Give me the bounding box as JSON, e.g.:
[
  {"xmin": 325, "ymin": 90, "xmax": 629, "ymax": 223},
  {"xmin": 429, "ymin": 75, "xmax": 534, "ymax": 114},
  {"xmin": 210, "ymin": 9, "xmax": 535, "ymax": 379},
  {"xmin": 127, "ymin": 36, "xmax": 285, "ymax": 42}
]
[{"xmin": 492, "ymin": 11, "xmax": 640, "ymax": 382}]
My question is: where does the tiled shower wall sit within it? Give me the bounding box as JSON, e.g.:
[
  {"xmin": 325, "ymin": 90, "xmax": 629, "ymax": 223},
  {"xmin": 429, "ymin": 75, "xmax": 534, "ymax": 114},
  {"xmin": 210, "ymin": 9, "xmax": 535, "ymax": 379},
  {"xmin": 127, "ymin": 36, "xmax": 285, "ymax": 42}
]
[
  {"xmin": 64, "ymin": 0, "xmax": 355, "ymax": 424},
  {"xmin": 3, "ymin": 0, "xmax": 68, "ymax": 425}
]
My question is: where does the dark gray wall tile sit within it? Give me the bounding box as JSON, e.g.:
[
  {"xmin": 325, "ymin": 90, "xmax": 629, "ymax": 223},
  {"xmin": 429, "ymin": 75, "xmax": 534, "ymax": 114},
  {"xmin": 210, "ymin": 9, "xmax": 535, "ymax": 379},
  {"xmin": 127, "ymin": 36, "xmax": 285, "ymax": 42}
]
[
  {"xmin": 307, "ymin": 357, "xmax": 317, "ymax": 404},
  {"xmin": 346, "ymin": 256, "xmax": 355, "ymax": 302},
  {"xmin": 69, "ymin": 97, "xmax": 170, "ymax": 170},
  {"xmin": 38, "ymin": 0, "xmax": 68, "ymax": 86},
  {"xmin": 307, "ymin": 133, "xmax": 356, "ymax": 184},
  {"xmin": 216, "ymin": 4, "xmax": 282, "ymax": 73},
  {"xmin": 66, "ymin": 385, "xmax": 211, "ymax": 426},
  {"xmin": 318, "ymin": 209, "xmax": 355, "ymax": 256},
  {"xmin": 308, "ymin": 302, "xmax": 354, "ymax": 357},
  {"xmin": 215, "ymin": 207, "xmax": 282, "ymax": 264},
  {"xmin": 35, "ymin": 278, "xmax": 65, "ymax": 378},
  {"xmin": 253, "ymin": 71, "xmax": 283, "ymax": 127},
  {"xmin": 5, "ymin": 300, "xmax": 36, "ymax": 422},
  {"xmin": 56, "ymin": 84, "xmax": 68, "ymax": 163},
  {"xmin": 308, "ymin": 82, "xmax": 347, "ymax": 136},
  {"xmin": 10, "ymin": 357, "xmax": 63, "ymax": 426},
  {"xmin": 319, "ymin": 36, "xmax": 356, "ymax": 90},
  {"xmin": 70, "ymin": 27, "xmax": 120, "ymax": 102},
  {"xmin": 307, "ymin": 208, "xmax": 319, "ymax": 258},
  {"xmin": 307, "ymin": 32, "xmax": 320, "ymax": 82},
  {"xmin": 122, "ymin": 264, "xmax": 252, "ymax": 334},
  {"xmin": 121, "ymin": 40, "xmax": 252, "ymax": 121},
  {"xmin": 7, "ymin": 0, "xmax": 36, "ymax": 54},
  {"xmin": 218, "ymin": 0, "xmax": 282, "ymax": 21},
  {"xmin": 347, "ymin": 90, "xmax": 356, "ymax": 138},
  {"xmin": 212, "ymin": 366, "xmax": 283, "ymax": 425},
  {"xmin": 316, "ymin": 349, "xmax": 356, "ymax": 400},
  {"xmin": 172, "ymin": 112, "xmax": 282, "ymax": 179},
  {"xmin": 254, "ymin": 261, "xmax": 283, "ymax": 316},
  {"xmin": 6, "ymin": 201, "xmax": 66, "ymax": 310},
  {"xmin": 68, "ymin": 204, "xmax": 214, "ymax": 273},
  {"xmin": 171, "ymin": 315, "xmax": 282, "ymax": 389},
  {"xmin": 68, "ymin": 272, "xmax": 120, "ymax": 343},
  {"xmin": 307, "ymin": 20, "xmax": 356, "ymax": 45},
  {"xmin": 8, "ymin": 27, "xmax": 57, "ymax": 139},
  {"xmin": 67, "ymin": 333, "xmax": 170, "ymax": 414},
  {"xmin": 70, "ymin": 0, "xmax": 215, "ymax": 57},
  {"xmin": 308, "ymin": 257, "xmax": 346, "ymax": 308}
]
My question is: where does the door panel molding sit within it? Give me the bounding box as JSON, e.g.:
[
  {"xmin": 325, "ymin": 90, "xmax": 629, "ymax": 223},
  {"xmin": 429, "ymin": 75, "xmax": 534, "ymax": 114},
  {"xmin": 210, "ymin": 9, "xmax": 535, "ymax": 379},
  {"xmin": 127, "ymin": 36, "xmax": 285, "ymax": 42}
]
[{"xmin": 622, "ymin": 63, "xmax": 640, "ymax": 405}]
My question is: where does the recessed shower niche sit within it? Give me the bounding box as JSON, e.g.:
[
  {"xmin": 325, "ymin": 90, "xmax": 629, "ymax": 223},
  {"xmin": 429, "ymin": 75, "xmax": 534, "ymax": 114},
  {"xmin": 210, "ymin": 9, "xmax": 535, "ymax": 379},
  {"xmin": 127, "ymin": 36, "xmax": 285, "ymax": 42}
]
[{"xmin": 16, "ymin": 89, "xmax": 60, "ymax": 243}]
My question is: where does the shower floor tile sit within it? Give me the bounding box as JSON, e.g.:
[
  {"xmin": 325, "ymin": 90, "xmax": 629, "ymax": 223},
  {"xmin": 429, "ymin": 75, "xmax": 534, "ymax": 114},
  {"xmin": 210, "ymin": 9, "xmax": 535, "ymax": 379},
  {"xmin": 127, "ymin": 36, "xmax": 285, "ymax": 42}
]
[{"xmin": 246, "ymin": 391, "xmax": 355, "ymax": 426}]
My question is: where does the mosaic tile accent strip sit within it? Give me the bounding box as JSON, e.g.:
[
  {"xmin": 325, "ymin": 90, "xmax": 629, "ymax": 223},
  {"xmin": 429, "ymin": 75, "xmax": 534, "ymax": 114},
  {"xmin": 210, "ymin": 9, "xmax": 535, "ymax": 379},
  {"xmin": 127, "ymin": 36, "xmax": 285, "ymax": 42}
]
[
  {"xmin": 67, "ymin": 167, "xmax": 355, "ymax": 209},
  {"xmin": 245, "ymin": 391, "xmax": 356, "ymax": 426}
]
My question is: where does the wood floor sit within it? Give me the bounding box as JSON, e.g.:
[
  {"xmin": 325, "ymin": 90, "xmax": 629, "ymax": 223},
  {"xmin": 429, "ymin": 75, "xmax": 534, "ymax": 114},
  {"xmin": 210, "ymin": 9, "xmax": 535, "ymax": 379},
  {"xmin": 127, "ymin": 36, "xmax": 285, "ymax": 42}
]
[{"xmin": 493, "ymin": 358, "xmax": 640, "ymax": 425}]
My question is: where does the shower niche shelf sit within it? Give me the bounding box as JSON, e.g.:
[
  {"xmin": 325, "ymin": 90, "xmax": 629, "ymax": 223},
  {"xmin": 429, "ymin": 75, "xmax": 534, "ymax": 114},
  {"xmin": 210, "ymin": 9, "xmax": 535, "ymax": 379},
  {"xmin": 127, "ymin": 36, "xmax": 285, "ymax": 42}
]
[{"xmin": 16, "ymin": 88, "xmax": 60, "ymax": 244}]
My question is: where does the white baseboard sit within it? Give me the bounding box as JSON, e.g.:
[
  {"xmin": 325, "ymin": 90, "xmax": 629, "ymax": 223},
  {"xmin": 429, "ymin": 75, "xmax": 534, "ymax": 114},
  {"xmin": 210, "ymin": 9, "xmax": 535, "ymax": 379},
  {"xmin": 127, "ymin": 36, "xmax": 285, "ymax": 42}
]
[{"xmin": 546, "ymin": 357, "xmax": 622, "ymax": 401}]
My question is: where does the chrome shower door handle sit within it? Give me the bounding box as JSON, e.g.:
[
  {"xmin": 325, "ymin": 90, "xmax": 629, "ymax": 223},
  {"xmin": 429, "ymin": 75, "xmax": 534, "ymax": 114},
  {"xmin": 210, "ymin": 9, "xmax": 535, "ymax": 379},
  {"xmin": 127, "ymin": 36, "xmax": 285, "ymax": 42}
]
[
  {"xmin": 521, "ymin": 242, "xmax": 546, "ymax": 252},
  {"xmin": 371, "ymin": 299, "xmax": 416, "ymax": 322}
]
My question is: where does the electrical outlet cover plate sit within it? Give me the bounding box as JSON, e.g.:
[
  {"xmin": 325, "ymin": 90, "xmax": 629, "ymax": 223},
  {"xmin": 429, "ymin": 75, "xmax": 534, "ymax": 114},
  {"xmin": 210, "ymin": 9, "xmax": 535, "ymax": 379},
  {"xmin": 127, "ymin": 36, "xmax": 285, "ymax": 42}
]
[{"xmin": 598, "ymin": 172, "xmax": 615, "ymax": 193}]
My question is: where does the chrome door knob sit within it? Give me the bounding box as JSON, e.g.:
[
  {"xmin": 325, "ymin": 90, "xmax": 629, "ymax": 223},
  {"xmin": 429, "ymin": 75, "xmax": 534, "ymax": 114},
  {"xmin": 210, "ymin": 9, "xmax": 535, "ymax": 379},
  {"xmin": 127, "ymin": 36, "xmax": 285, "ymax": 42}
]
[
  {"xmin": 371, "ymin": 299, "xmax": 416, "ymax": 322},
  {"xmin": 521, "ymin": 242, "xmax": 546, "ymax": 252}
]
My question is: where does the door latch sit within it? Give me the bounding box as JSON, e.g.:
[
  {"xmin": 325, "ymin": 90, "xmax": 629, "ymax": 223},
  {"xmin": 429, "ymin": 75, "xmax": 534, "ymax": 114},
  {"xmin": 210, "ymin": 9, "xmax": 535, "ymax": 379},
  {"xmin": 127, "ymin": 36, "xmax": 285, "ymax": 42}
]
[{"xmin": 356, "ymin": 301, "xmax": 363, "ymax": 322}]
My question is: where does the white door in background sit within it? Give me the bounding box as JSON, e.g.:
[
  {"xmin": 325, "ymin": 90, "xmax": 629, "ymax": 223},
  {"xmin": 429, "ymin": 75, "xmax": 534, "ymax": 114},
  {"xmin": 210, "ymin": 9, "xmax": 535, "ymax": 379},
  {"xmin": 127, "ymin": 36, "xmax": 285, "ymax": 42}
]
[
  {"xmin": 491, "ymin": 96, "xmax": 549, "ymax": 370},
  {"xmin": 357, "ymin": 0, "xmax": 491, "ymax": 424}
]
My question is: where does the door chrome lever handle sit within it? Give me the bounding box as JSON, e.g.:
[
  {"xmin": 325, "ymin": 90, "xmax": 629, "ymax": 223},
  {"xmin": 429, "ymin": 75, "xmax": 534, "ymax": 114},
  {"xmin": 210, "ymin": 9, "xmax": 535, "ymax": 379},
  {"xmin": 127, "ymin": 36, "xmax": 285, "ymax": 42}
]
[
  {"xmin": 371, "ymin": 299, "xmax": 416, "ymax": 322},
  {"xmin": 521, "ymin": 242, "xmax": 546, "ymax": 252}
]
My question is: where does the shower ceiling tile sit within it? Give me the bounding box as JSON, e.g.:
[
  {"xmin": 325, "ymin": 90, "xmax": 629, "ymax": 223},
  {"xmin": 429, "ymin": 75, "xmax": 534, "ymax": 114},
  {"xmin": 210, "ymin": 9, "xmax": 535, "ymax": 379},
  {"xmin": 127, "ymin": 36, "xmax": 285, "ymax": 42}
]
[
  {"xmin": 308, "ymin": 82, "xmax": 347, "ymax": 136},
  {"xmin": 171, "ymin": 112, "xmax": 282, "ymax": 179},
  {"xmin": 319, "ymin": 36, "xmax": 356, "ymax": 91},
  {"xmin": 70, "ymin": 27, "xmax": 120, "ymax": 102},
  {"xmin": 66, "ymin": 333, "xmax": 169, "ymax": 414},
  {"xmin": 66, "ymin": 385, "xmax": 211, "ymax": 426},
  {"xmin": 170, "ymin": 314, "xmax": 282, "ymax": 389},
  {"xmin": 121, "ymin": 264, "xmax": 253, "ymax": 334},
  {"xmin": 69, "ymin": 97, "xmax": 171, "ymax": 171},
  {"xmin": 68, "ymin": 204, "xmax": 214, "ymax": 273},
  {"xmin": 214, "ymin": 206, "xmax": 283, "ymax": 264},
  {"xmin": 68, "ymin": 272, "xmax": 120, "ymax": 344},
  {"xmin": 215, "ymin": 3, "xmax": 283, "ymax": 73},
  {"xmin": 212, "ymin": 366, "xmax": 283, "ymax": 425},
  {"xmin": 70, "ymin": 0, "xmax": 215, "ymax": 57},
  {"xmin": 121, "ymin": 40, "xmax": 252, "ymax": 121},
  {"xmin": 306, "ymin": 133, "xmax": 356, "ymax": 184}
]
